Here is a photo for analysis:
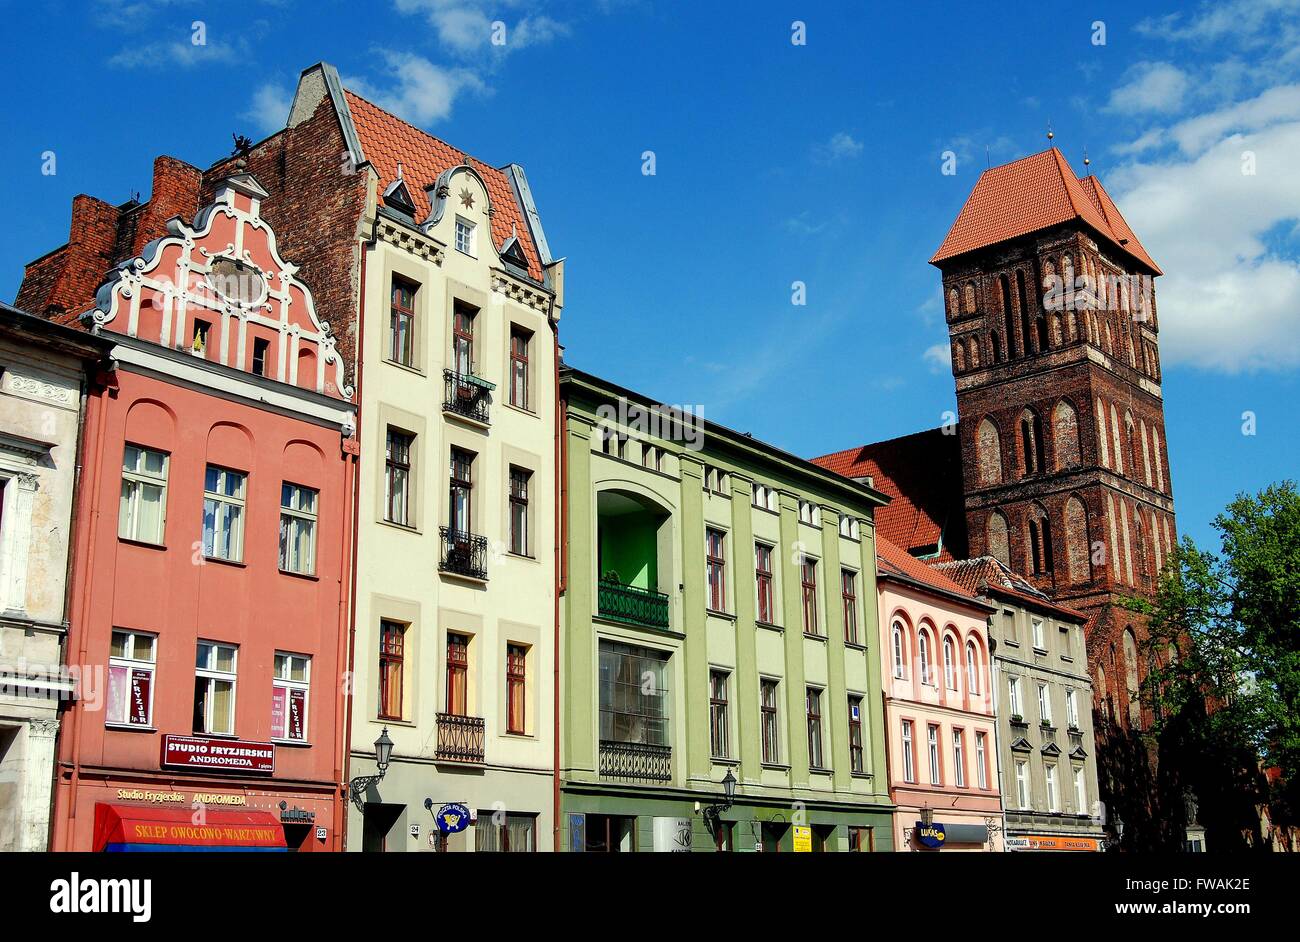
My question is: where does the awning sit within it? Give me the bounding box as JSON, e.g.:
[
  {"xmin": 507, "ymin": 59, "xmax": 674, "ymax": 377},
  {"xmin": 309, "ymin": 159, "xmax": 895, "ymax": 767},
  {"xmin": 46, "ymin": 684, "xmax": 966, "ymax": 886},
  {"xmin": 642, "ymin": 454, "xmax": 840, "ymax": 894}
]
[{"xmin": 94, "ymin": 803, "xmax": 287, "ymax": 852}]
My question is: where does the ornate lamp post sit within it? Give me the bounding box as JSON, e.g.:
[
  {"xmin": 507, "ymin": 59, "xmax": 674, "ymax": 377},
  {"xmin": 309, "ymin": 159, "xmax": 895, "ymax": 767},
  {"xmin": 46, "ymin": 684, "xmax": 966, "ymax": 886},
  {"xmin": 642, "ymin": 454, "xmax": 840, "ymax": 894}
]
[
  {"xmin": 701, "ymin": 768, "xmax": 738, "ymax": 830},
  {"xmin": 1105, "ymin": 813, "xmax": 1125, "ymax": 851},
  {"xmin": 348, "ymin": 727, "xmax": 394, "ymax": 812}
]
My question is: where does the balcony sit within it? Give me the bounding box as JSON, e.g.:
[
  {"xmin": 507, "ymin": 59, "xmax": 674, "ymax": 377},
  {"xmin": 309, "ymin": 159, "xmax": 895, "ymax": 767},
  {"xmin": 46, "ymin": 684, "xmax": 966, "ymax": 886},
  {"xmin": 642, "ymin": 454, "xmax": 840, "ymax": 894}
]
[
  {"xmin": 443, "ymin": 369, "xmax": 493, "ymax": 425},
  {"xmin": 599, "ymin": 740, "xmax": 671, "ymax": 784},
  {"xmin": 598, "ymin": 577, "xmax": 670, "ymax": 630},
  {"xmin": 435, "ymin": 712, "xmax": 485, "ymax": 763},
  {"xmin": 439, "ymin": 528, "xmax": 489, "ymax": 581}
]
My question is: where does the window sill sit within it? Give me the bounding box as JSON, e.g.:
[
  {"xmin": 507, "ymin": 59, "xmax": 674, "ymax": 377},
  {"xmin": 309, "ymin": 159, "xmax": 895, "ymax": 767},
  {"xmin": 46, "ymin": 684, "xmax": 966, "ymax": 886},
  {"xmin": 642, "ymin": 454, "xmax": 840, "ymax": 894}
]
[
  {"xmin": 804, "ymin": 632, "xmax": 826, "ymax": 642},
  {"xmin": 502, "ymin": 402, "xmax": 537, "ymax": 419},
  {"xmin": 377, "ymin": 518, "xmax": 422, "ymax": 535},
  {"xmin": 756, "ymin": 621, "xmax": 783, "ymax": 633},
  {"xmin": 850, "ymin": 771, "xmax": 874, "ymax": 780},
  {"xmin": 106, "ymin": 723, "xmax": 156, "ymax": 734},
  {"xmin": 383, "ymin": 358, "xmax": 426, "ymax": 378},
  {"xmin": 442, "ymin": 407, "xmax": 491, "ymax": 432},
  {"xmin": 760, "ymin": 762, "xmax": 790, "ymax": 772},
  {"xmin": 279, "ymin": 568, "xmax": 320, "ymax": 582},
  {"xmin": 710, "ymin": 756, "xmax": 739, "ymax": 766},
  {"xmin": 502, "ymin": 729, "xmax": 534, "ymax": 740},
  {"xmin": 376, "ymin": 716, "xmax": 415, "ymax": 728},
  {"xmin": 809, "ymin": 766, "xmax": 834, "ymax": 775},
  {"xmin": 203, "ymin": 555, "xmax": 246, "ymax": 569},
  {"xmin": 440, "ymin": 569, "xmax": 489, "ymax": 587},
  {"xmin": 506, "ymin": 551, "xmax": 538, "ymax": 563},
  {"xmin": 1033, "ymin": 647, "xmax": 1048, "ymax": 656},
  {"xmin": 118, "ymin": 537, "xmax": 166, "ymax": 551},
  {"xmin": 706, "ymin": 608, "xmax": 735, "ymax": 622},
  {"xmin": 705, "ymin": 489, "xmax": 731, "ymax": 500},
  {"xmin": 752, "ymin": 505, "xmax": 780, "ymax": 517},
  {"xmin": 844, "ymin": 640, "xmax": 866, "ymax": 652},
  {"xmin": 273, "ymin": 738, "xmax": 312, "ymax": 748},
  {"xmin": 194, "ymin": 730, "xmax": 240, "ymax": 740}
]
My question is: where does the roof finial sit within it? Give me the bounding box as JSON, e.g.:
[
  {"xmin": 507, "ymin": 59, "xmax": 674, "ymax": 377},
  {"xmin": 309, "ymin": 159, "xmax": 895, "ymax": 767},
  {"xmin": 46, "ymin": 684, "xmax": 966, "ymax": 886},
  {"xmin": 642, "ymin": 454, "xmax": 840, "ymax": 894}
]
[
  {"xmin": 1083, "ymin": 147, "xmax": 1091, "ymax": 168},
  {"xmin": 1047, "ymin": 120, "xmax": 1054, "ymax": 143},
  {"xmin": 396, "ymin": 160, "xmax": 404, "ymax": 181}
]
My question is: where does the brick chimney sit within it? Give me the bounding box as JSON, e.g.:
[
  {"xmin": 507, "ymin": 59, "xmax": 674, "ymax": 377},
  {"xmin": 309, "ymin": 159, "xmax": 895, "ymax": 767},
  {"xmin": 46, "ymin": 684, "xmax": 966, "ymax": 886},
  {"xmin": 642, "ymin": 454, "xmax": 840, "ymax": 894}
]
[{"xmin": 133, "ymin": 155, "xmax": 202, "ymax": 256}]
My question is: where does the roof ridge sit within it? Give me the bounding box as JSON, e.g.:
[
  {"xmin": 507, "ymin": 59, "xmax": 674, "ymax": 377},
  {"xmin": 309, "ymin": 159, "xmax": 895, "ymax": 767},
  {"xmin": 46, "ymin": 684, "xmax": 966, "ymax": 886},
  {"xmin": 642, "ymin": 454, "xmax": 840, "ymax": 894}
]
[{"xmin": 343, "ymin": 87, "xmax": 500, "ymax": 175}]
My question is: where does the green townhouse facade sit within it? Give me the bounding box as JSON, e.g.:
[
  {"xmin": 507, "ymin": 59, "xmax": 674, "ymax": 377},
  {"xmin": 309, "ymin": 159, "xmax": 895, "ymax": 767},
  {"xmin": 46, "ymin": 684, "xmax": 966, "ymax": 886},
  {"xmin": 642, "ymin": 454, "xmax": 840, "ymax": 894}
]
[{"xmin": 558, "ymin": 367, "xmax": 896, "ymax": 851}]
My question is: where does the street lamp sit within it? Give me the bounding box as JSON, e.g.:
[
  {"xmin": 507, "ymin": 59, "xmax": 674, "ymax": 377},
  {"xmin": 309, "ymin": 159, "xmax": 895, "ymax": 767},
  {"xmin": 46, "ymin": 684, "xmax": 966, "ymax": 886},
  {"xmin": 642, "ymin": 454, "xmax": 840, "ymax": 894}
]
[
  {"xmin": 349, "ymin": 727, "xmax": 394, "ymax": 811},
  {"xmin": 701, "ymin": 768, "xmax": 738, "ymax": 830},
  {"xmin": 1106, "ymin": 813, "xmax": 1125, "ymax": 851}
]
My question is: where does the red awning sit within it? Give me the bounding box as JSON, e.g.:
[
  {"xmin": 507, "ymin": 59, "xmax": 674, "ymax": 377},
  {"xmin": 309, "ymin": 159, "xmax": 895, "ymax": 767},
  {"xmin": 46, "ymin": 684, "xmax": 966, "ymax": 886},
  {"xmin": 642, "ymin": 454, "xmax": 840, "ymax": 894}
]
[{"xmin": 94, "ymin": 803, "xmax": 286, "ymax": 851}]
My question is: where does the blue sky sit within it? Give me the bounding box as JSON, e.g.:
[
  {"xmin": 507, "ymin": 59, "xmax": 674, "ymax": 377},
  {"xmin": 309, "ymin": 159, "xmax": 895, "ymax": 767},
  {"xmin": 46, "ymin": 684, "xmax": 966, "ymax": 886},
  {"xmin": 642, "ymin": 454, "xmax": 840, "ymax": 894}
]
[{"xmin": 2, "ymin": 0, "xmax": 1297, "ymax": 553}]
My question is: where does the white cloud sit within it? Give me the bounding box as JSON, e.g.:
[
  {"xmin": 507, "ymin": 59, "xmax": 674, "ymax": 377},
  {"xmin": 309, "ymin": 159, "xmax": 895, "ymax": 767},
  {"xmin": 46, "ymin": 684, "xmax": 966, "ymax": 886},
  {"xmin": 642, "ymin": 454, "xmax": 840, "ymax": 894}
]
[
  {"xmin": 922, "ymin": 342, "xmax": 951, "ymax": 373},
  {"xmin": 245, "ymin": 83, "xmax": 292, "ymax": 134},
  {"xmin": 394, "ymin": 0, "xmax": 569, "ymax": 55},
  {"xmin": 812, "ymin": 131, "xmax": 864, "ymax": 163},
  {"xmin": 346, "ymin": 53, "xmax": 488, "ymax": 126},
  {"xmin": 1136, "ymin": 0, "xmax": 1300, "ymax": 46},
  {"xmin": 108, "ymin": 37, "xmax": 243, "ymax": 69},
  {"xmin": 1105, "ymin": 62, "xmax": 1189, "ymax": 115}
]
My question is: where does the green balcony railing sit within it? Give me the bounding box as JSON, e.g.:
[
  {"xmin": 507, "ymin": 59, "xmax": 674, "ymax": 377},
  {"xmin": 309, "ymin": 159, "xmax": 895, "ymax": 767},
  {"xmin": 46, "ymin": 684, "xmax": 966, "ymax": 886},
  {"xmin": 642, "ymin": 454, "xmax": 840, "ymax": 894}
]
[{"xmin": 598, "ymin": 577, "xmax": 670, "ymax": 630}]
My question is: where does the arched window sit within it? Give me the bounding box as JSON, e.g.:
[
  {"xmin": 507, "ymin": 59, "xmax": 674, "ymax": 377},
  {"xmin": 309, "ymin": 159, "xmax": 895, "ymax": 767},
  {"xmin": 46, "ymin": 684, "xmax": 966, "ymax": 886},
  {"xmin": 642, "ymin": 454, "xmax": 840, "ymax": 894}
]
[
  {"xmin": 1064, "ymin": 495, "xmax": 1091, "ymax": 584},
  {"xmin": 1095, "ymin": 398, "xmax": 1110, "ymax": 468},
  {"xmin": 948, "ymin": 287, "xmax": 960, "ymax": 317},
  {"xmin": 986, "ymin": 511, "xmax": 1011, "ymax": 568},
  {"xmin": 967, "ymin": 337, "xmax": 980, "ymax": 369},
  {"xmin": 1000, "ymin": 274, "xmax": 1017, "ymax": 358},
  {"xmin": 963, "ymin": 282, "xmax": 976, "ymax": 314},
  {"xmin": 1124, "ymin": 411, "xmax": 1139, "ymax": 479},
  {"xmin": 918, "ymin": 629, "xmax": 933, "ymax": 686},
  {"xmin": 1097, "ymin": 663, "xmax": 1110, "ymax": 722},
  {"xmin": 943, "ymin": 636, "xmax": 957, "ymax": 690},
  {"xmin": 1015, "ymin": 268, "xmax": 1034, "ymax": 353},
  {"xmin": 1019, "ymin": 409, "xmax": 1045, "ymax": 475},
  {"xmin": 953, "ymin": 341, "xmax": 965, "ymax": 373},
  {"xmin": 1139, "ymin": 420, "xmax": 1152, "ymax": 485},
  {"xmin": 965, "ymin": 640, "xmax": 979, "ymax": 694},
  {"xmin": 1123, "ymin": 628, "xmax": 1141, "ymax": 726},
  {"xmin": 1053, "ymin": 400, "xmax": 1081, "ymax": 469},
  {"xmin": 1151, "ymin": 426, "xmax": 1165, "ymax": 492},
  {"xmin": 977, "ymin": 418, "xmax": 1003, "ymax": 486},
  {"xmin": 1110, "ymin": 403, "xmax": 1124, "ymax": 475},
  {"xmin": 991, "ymin": 332, "xmax": 1002, "ymax": 363},
  {"xmin": 1027, "ymin": 503, "xmax": 1054, "ymax": 576},
  {"xmin": 892, "ymin": 621, "xmax": 906, "ymax": 680}
]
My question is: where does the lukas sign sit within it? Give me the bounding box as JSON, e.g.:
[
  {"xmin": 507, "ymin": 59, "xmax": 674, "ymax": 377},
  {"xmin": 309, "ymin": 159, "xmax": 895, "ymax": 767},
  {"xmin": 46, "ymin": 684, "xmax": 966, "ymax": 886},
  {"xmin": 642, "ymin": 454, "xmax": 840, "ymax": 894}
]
[{"xmin": 916, "ymin": 821, "xmax": 946, "ymax": 849}]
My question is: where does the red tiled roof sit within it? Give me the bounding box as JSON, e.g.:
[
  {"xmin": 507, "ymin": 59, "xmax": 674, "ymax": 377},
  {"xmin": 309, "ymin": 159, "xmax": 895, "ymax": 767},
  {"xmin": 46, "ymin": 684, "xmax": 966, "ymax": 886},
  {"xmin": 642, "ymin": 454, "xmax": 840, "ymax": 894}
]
[
  {"xmin": 930, "ymin": 147, "xmax": 1160, "ymax": 275},
  {"xmin": 931, "ymin": 556, "xmax": 1088, "ymax": 622},
  {"xmin": 811, "ymin": 427, "xmax": 967, "ymax": 561},
  {"xmin": 344, "ymin": 90, "xmax": 543, "ymax": 281},
  {"xmin": 877, "ymin": 537, "xmax": 985, "ymax": 607}
]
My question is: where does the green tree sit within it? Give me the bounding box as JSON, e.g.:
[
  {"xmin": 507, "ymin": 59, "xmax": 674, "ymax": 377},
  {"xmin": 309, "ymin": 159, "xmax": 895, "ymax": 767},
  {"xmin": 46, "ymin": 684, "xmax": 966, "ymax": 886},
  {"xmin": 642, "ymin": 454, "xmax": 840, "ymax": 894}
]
[{"xmin": 1125, "ymin": 481, "xmax": 1300, "ymax": 850}]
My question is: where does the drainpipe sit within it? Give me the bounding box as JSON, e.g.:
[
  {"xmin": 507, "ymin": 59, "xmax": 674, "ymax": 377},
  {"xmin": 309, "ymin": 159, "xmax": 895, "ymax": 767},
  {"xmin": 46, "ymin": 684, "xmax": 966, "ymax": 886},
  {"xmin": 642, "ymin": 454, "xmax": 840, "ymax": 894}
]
[
  {"xmin": 988, "ymin": 613, "xmax": 1008, "ymax": 850},
  {"xmin": 551, "ymin": 312, "xmax": 564, "ymax": 852}
]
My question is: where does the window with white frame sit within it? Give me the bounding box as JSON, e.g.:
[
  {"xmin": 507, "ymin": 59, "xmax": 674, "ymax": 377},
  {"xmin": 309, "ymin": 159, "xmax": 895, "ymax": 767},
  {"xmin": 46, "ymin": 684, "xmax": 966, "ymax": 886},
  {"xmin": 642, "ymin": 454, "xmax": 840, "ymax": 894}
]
[
  {"xmin": 1066, "ymin": 688, "xmax": 1079, "ymax": 729},
  {"xmin": 1032, "ymin": 616, "xmax": 1046, "ymax": 650},
  {"xmin": 966, "ymin": 640, "xmax": 979, "ymax": 693},
  {"xmin": 279, "ymin": 483, "xmax": 318, "ymax": 575},
  {"xmin": 798, "ymin": 500, "xmax": 819, "ymax": 526},
  {"xmin": 953, "ymin": 728, "xmax": 966, "ymax": 787},
  {"xmin": 272, "ymin": 652, "xmax": 310, "ymax": 742},
  {"xmin": 1045, "ymin": 763, "xmax": 1059, "ymax": 812},
  {"xmin": 1008, "ymin": 675, "xmax": 1022, "ymax": 718},
  {"xmin": 202, "ymin": 466, "xmax": 247, "ymax": 562},
  {"xmin": 119, "ymin": 445, "xmax": 168, "ymax": 544},
  {"xmin": 751, "ymin": 482, "xmax": 777, "ymax": 512},
  {"xmin": 892, "ymin": 622, "xmax": 906, "ymax": 679},
  {"xmin": 1073, "ymin": 765, "xmax": 1087, "ymax": 814},
  {"xmin": 1038, "ymin": 682, "xmax": 1052, "ymax": 725},
  {"xmin": 927, "ymin": 724, "xmax": 941, "ymax": 784},
  {"xmin": 1015, "ymin": 760, "xmax": 1030, "ymax": 809},
  {"xmin": 901, "ymin": 719, "xmax": 915, "ymax": 783},
  {"xmin": 704, "ymin": 465, "xmax": 728, "ymax": 494},
  {"xmin": 838, "ymin": 514, "xmax": 859, "ymax": 539},
  {"xmin": 943, "ymin": 635, "xmax": 957, "ymax": 689},
  {"xmin": 975, "ymin": 731, "xmax": 988, "ymax": 788},
  {"xmin": 194, "ymin": 641, "xmax": 238, "ymax": 735},
  {"xmin": 107, "ymin": 629, "xmax": 156, "ymax": 727},
  {"xmin": 918, "ymin": 630, "xmax": 933, "ymax": 685},
  {"xmin": 454, "ymin": 216, "xmax": 476, "ymax": 256}
]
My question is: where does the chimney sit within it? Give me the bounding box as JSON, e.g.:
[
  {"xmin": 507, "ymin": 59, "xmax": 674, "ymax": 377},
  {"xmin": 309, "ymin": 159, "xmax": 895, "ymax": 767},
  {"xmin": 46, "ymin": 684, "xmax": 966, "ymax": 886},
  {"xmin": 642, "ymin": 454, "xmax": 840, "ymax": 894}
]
[
  {"xmin": 41, "ymin": 194, "xmax": 120, "ymax": 320},
  {"xmin": 133, "ymin": 156, "xmax": 202, "ymax": 256}
]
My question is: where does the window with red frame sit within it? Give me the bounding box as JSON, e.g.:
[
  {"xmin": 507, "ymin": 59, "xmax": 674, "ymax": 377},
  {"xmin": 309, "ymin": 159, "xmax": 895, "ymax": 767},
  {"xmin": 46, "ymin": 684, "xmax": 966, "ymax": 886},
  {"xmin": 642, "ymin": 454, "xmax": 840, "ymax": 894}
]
[
  {"xmin": 801, "ymin": 557, "xmax": 819, "ymax": 636},
  {"xmin": 378, "ymin": 620, "xmax": 405, "ymax": 720},
  {"xmin": 446, "ymin": 633, "xmax": 469, "ymax": 716},
  {"xmin": 755, "ymin": 543, "xmax": 774, "ymax": 624},
  {"xmin": 507, "ymin": 644, "xmax": 527, "ymax": 733},
  {"xmin": 706, "ymin": 528, "xmax": 726, "ymax": 612},
  {"xmin": 841, "ymin": 569, "xmax": 858, "ymax": 644}
]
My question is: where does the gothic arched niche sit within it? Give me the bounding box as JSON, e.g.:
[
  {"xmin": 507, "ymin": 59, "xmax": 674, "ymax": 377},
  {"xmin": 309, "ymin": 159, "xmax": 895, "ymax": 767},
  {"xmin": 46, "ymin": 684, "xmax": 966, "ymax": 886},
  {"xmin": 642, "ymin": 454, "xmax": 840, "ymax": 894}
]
[
  {"xmin": 1064, "ymin": 495, "xmax": 1091, "ymax": 584},
  {"xmin": 976, "ymin": 418, "xmax": 1003, "ymax": 486},
  {"xmin": 1052, "ymin": 400, "xmax": 1081, "ymax": 470},
  {"xmin": 986, "ymin": 510, "xmax": 1010, "ymax": 568}
]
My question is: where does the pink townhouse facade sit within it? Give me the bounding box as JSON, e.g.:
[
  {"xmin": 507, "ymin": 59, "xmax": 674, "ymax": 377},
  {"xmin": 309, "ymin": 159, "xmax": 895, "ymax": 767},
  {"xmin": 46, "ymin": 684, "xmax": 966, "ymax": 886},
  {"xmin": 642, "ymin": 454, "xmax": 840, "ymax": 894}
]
[
  {"xmin": 43, "ymin": 172, "xmax": 358, "ymax": 851},
  {"xmin": 876, "ymin": 538, "xmax": 1003, "ymax": 851}
]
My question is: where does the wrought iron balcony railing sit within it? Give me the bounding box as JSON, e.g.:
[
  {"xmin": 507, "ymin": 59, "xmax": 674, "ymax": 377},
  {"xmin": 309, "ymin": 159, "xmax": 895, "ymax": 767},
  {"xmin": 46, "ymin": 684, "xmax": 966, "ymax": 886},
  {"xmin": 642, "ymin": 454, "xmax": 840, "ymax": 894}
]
[
  {"xmin": 443, "ymin": 369, "xmax": 493, "ymax": 425},
  {"xmin": 599, "ymin": 739, "xmax": 671, "ymax": 784},
  {"xmin": 435, "ymin": 712, "xmax": 485, "ymax": 764},
  {"xmin": 597, "ymin": 577, "xmax": 670, "ymax": 630},
  {"xmin": 439, "ymin": 528, "xmax": 489, "ymax": 580}
]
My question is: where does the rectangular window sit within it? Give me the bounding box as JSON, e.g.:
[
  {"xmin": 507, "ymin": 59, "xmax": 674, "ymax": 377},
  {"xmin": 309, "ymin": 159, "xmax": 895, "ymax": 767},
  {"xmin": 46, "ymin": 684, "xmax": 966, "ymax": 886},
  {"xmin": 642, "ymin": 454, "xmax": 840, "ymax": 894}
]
[
  {"xmin": 801, "ymin": 557, "xmax": 819, "ymax": 636},
  {"xmin": 1038, "ymin": 683, "xmax": 1052, "ymax": 725},
  {"xmin": 1008, "ymin": 676, "xmax": 1022, "ymax": 718},
  {"xmin": 927, "ymin": 724, "xmax": 941, "ymax": 784},
  {"xmin": 847, "ymin": 826, "xmax": 873, "ymax": 852},
  {"xmin": 509, "ymin": 326, "xmax": 530, "ymax": 409},
  {"xmin": 599, "ymin": 642, "xmax": 669, "ymax": 746},
  {"xmin": 641, "ymin": 444, "xmax": 662, "ymax": 472},
  {"xmin": 1066, "ymin": 688, "xmax": 1079, "ymax": 728},
  {"xmin": 1032, "ymin": 617, "xmax": 1046, "ymax": 650},
  {"xmin": 848, "ymin": 695, "xmax": 864, "ymax": 774},
  {"xmin": 191, "ymin": 318, "xmax": 210, "ymax": 357},
  {"xmin": 107, "ymin": 629, "xmax": 156, "ymax": 727},
  {"xmin": 449, "ymin": 448, "xmax": 474, "ymax": 535},
  {"xmin": 838, "ymin": 514, "xmax": 859, "ymax": 539},
  {"xmin": 901, "ymin": 720, "xmax": 915, "ymax": 783},
  {"xmin": 798, "ymin": 500, "xmax": 818, "ymax": 526},
  {"xmin": 252, "ymin": 337, "xmax": 270, "ymax": 376},
  {"xmin": 452, "ymin": 302, "xmax": 476, "ymax": 376},
  {"xmin": 1046, "ymin": 764, "xmax": 1059, "ymax": 812},
  {"xmin": 390, "ymin": 278, "xmax": 415, "ymax": 366},
  {"xmin": 446, "ymin": 633, "xmax": 469, "ymax": 716},
  {"xmin": 1073, "ymin": 765, "xmax": 1087, "ymax": 814},
  {"xmin": 1015, "ymin": 760, "xmax": 1030, "ymax": 809},
  {"xmin": 709, "ymin": 670, "xmax": 729, "ymax": 759},
  {"xmin": 1003, "ymin": 609, "xmax": 1017, "ymax": 645},
  {"xmin": 475, "ymin": 811, "xmax": 536, "ymax": 852},
  {"xmin": 202, "ymin": 465, "xmax": 246, "ymax": 561},
  {"xmin": 841, "ymin": 569, "xmax": 858, "ymax": 644},
  {"xmin": 953, "ymin": 728, "xmax": 966, "ymax": 787},
  {"xmin": 119, "ymin": 445, "xmax": 168, "ymax": 544},
  {"xmin": 706, "ymin": 528, "xmax": 727, "ymax": 612},
  {"xmin": 976, "ymin": 732, "xmax": 989, "ymax": 789},
  {"xmin": 193, "ymin": 641, "xmax": 237, "ymax": 735},
  {"xmin": 703, "ymin": 465, "xmax": 728, "ymax": 494},
  {"xmin": 385, "ymin": 429, "xmax": 413, "ymax": 526},
  {"xmin": 279, "ymin": 483, "xmax": 318, "ymax": 575},
  {"xmin": 755, "ymin": 543, "xmax": 775, "ymax": 624},
  {"xmin": 509, "ymin": 467, "xmax": 530, "ymax": 556},
  {"xmin": 507, "ymin": 644, "xmax": 527, "ymax": 734},
  {"xmin": 806, "ymin": 687, "xmax": 824, "ymax": 769},
  {"xmin": 378, "ymin": 620, "xmax": 405, "ymax": 720},
  {"xmin": 455, "ymin": 217, "xmax": 476, "ymax": 256},
  {"xmin": 272, "ymin": 652, "xmax": 310, "ymax": 742},
  {"xmin": 760, "ymin": 678, "xmax": 780, "ymax": 763}
]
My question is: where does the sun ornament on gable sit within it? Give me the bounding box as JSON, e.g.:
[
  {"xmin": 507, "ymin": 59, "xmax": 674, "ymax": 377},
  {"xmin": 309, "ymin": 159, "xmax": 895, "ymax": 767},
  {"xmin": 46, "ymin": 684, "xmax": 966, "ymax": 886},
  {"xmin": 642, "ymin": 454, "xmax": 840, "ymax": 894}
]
[
  {"xmin": 89, "ymin": 171, "xmax": 353, "ymax": 401},
  {"xmin": 420, "ymin": 164, "xmax": 493, "ymax": 234}
]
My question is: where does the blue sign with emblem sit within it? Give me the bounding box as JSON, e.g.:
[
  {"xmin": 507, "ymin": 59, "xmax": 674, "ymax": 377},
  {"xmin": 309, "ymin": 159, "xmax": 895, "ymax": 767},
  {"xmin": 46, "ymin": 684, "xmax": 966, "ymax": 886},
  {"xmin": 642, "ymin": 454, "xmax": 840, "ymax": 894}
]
[
  {"xmin": 435, "ymin": 803, "xmax": 471, "ymax": 834},
  {"xmin": 915, "ymin": 821, "xmax": 946, "ymax": 849}
]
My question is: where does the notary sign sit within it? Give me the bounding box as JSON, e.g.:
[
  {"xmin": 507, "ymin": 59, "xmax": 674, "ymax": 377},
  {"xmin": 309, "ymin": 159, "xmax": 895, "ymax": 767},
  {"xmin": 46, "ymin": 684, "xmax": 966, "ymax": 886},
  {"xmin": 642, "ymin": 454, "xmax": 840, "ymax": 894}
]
[
  {"xmin": 915, "ymin": 822, "xmax": 946, "ymax": 849},
  {"xmin": 160, "ymin": 734, "xmax": 275, "ymax": 773}
]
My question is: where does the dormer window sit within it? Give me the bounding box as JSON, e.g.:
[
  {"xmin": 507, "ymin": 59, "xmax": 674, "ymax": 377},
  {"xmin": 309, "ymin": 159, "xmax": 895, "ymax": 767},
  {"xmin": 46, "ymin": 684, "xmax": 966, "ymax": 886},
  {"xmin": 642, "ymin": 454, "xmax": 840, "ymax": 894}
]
[{"xmin": 455, "ymin": 216, "xmax": 476, "ymax": 256}]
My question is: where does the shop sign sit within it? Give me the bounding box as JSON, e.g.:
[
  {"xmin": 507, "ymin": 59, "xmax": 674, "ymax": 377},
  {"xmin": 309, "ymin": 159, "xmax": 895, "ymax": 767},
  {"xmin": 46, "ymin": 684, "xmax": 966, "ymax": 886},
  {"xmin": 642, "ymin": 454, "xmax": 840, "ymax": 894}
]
[
  {"xmin": 435, "ymin": 803, "xmax": 471, "ymax": 834},
  {"xmin": 652, "ymin": 816, "xmax": 693, "ymax": 852},
  {"xmin": 160, "ymin": 734, "xmax": 275, "ymax": 773},
  {"xmin": 279, "ymin": 803, "xmax": 315, "ymax": 823},
  {"xmin": 792, "ymin": 825, "xmax": 812, "ymax": 852},
  {"xmin": 916, "ymin": 822, "xmax": 947, "ymax": 849},
  {"xmin": 568, "ymin": 813, "xmax": 586, "ymax": 852},
  {"xmin": 1007, "ymin": 834, "xmax": 1101, "ymax": 852}
]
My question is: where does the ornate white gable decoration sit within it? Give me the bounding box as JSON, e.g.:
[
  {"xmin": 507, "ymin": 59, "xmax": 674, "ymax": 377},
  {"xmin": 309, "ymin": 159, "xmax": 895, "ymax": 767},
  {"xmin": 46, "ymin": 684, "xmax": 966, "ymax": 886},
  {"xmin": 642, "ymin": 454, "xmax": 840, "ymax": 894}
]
[{"xmin": 91, "ymin": 172, "xmax": 353, "ymax": 401}]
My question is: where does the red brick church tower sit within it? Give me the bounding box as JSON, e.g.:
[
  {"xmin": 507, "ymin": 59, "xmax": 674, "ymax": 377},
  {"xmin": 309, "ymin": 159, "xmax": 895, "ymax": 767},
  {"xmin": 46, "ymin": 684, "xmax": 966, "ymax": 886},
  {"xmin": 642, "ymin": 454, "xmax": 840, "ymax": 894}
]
[{"xmin": 930, "ymin": 147, "xmax": 1175, "ymax": 737}]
